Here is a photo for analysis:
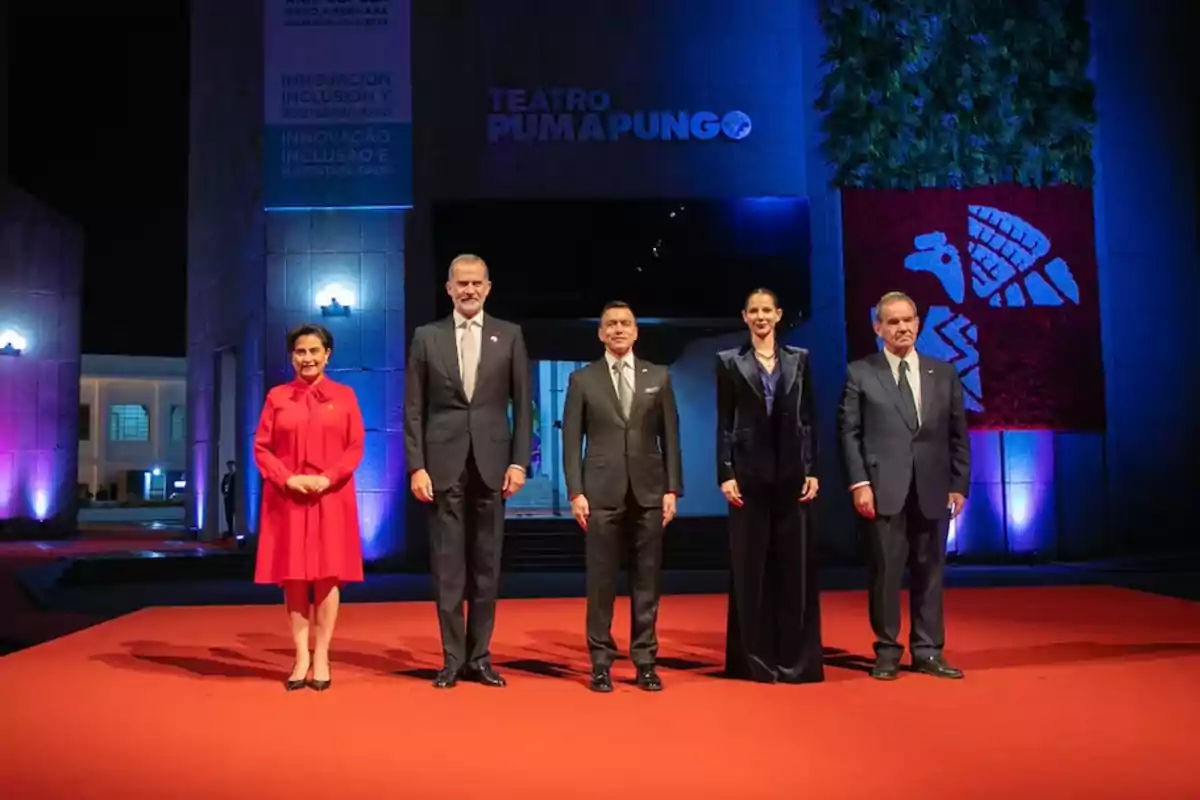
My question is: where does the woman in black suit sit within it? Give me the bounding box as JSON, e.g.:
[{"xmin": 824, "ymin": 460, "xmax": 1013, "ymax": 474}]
[{"xmin": 715, "ymin": 288, "xmax": 824, "ymax": 684}]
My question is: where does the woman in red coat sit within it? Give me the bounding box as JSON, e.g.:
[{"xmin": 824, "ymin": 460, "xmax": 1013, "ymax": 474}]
[{"xmin": 254, "ymin": 323, "xmax": 365, "ymax": 691}]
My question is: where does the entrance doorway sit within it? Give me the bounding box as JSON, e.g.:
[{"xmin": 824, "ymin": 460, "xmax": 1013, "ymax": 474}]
[
  {"xmin": 212, "ymin": 347, "xmax": 239, "ymax": 540},
  {"xmin": 503, "ymin": 359, "xmax": 588, "ymax": 519}
]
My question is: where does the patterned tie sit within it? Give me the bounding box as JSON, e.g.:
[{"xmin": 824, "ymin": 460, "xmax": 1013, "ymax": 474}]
[
  {"xmin": 614, "ymin": 360, "xmax": 632, "ymax": 419},
  {"xmin": 898, "ymin": 360, "xmax": 919, "ymax": 429},
  {"xmin": 460, "ymin": 322, "xmax": 478, "ymax": 401}
]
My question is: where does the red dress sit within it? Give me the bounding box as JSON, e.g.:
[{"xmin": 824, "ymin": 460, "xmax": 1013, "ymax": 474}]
[{"xmin": 253, "ymin": 377, "xmax": 365, "ymax": 584}]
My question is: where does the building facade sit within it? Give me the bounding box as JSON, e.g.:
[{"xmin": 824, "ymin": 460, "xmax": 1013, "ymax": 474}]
[
  {"xmin": 78, "ymin": 355, "xmax": 186, "ymax": 501},
  {"xmin": 186, "ymin": 0, "xmax": 1199, "ymax": 561},
  {"xmin": 0, "ymin": 186, "xmax": 83, "ymax": 529}
]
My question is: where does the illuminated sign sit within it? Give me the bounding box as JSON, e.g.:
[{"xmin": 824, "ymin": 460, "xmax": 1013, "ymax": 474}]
[{"xmin": 486, "ymin": 87, "xmax": 752, "ymax": 143}]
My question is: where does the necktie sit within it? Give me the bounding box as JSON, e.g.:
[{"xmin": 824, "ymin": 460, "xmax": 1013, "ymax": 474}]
[
  {"xmin": 614, "ymin": 360, "xmax": 632, "ymax": 418},
  {"xmin": 460, "ymin": 322, "xmax": 478, "ymax": 401},
  {"xmin": 898, "ymin": 360, "xmax": 919, "ymax": 429}
]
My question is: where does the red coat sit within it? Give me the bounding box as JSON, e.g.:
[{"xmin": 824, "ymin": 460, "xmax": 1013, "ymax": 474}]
[{"xmin": 252, "ymin": 377, "xmax": 365, "ymax": 584}]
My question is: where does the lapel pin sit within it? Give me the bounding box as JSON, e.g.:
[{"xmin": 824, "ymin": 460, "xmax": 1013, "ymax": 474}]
[
  {"xmin": 927, "ymin": 369, "xmax": 934, "ymax": 374},
  {"xmin": 490, "ymin": 335, "xmax": 498, "ymax": 342}
]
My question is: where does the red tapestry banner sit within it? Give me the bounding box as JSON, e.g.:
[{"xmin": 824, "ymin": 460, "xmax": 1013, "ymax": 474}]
[{"xmin": 841, "ymin": 186, "xmax": 1104, "ymax": 430}]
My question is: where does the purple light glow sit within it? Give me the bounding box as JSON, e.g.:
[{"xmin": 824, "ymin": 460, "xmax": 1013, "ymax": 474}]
[
  {"xmin": 0, "ymin": 375, "xmax": 63, "ymax": 520},
  {"xmin": 1001, "ymin": 431, "xmax": 1056, "ymax": 554},
  {"xmin": 357, "ymin": 491, "xmax": 394, "ymax": 561},
  {"xmin": 0, "ymin": 454, "xmax": 13, "ymax": 517},
  {"xmin": 29, "ymin": 450, "xmax": 54, "ymax": 520},
  {"xmin": 244, "ymin": 429, "xmax": 260, "ymax": 536},
  {"xmin": 190, "ymin": 441, "xmax": 207, "ymax": 532},
  {"xmin": 32, "ymin": 490, "xmax": 50, "ymax": 520},
  {"xmin": 1003, "ymin": 480, "xmax": 1053, "ymax": 553},
  {"xmin": 0, "ymin": 447, "xmax": 59, "ymax": 521},
  {"xmin": 1, "ymin": 186, "xmax": 85, "ymax": 527}
]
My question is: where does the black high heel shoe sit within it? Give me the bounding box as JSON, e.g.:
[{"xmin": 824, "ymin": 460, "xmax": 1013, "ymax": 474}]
[
  {"xmin": 285, "ymin": 661, "xmax": 310, "ymax": 691},
  {"xmin": 309, "ymin": 655, "xmax": 331, "ymax": 690},
  {"xmin": 308, "ymin": 669, "xmax": 331, "ymax": 692},
  {"xmin": 308, "ymin": 677, "xmax": 331, "ymax": 691}
]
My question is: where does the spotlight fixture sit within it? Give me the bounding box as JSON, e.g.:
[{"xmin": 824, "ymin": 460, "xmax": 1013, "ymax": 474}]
[
  {"xmin": 0, "ymin": 329, "xmax": 27, "ymax": 356},
  {"xmin": 316, "ymin": 284, "xmax": 354, "ymax": 317}
]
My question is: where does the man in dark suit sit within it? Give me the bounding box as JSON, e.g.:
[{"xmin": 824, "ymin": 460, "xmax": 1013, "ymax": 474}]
[
  {"xmin": 837, "ymin": 291, "xmax": 971, "ymax": 681},
  {"xmin": 220, "ymin": 461, "xmax": 237, "ymax": 538},
  {"xmin": 404, "ymin": 254, "xmax": 532, "ymax": 689},
  {"xmin": 561, "ymin": 301, "xmax": 683, "ymax": 693}
]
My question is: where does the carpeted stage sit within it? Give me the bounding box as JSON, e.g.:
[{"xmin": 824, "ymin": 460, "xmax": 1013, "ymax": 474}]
[{"xmin": 1, "ymin": 587, "xmax": 1197, "ymax": 798}]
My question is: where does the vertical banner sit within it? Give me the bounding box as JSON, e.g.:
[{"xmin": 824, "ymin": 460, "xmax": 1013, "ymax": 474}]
[
  {"xmin": 263, "ymin": 0, "xmax": 412, "ymax": 209},
  {"xmin": 842, "ymin": 185, "xmax": 1104, "ymax": 431}
]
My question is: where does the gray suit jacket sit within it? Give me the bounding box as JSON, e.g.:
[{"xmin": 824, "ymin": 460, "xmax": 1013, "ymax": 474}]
[
  {"xmin": 836, "ymin": 351, "xmax": 971, "ymax": 519},
  {"xmin": 561, "ymin": 357, "xmax": 683, "ymax": 510},
  {"xmin": 403, "ymin": 314, "xmax": 532, "ymax": 491}
]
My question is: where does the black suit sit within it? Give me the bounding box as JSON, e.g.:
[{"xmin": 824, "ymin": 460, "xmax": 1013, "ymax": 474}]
[
  {"xmin": 404, "ymin": 313, "xmax": 532, "ymax": 670},
  {"xmin": 837, "ymin": 350, "xmax": 970, "ymax": 663},
  {"xmin": 220, "ymin": 471, "xmax": 236, "ymax": 536},
  {"xmin": 561, "ymin": 356, "xmax": 683, "ymax": 669},
  {"xmin": 716, "ymin": 344, "xmax": 824, "ymax": 683}
]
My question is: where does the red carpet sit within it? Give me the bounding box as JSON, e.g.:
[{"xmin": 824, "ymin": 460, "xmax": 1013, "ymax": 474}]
[{"xmin": 1, "ymin": 587, "xmax": 1197, "ymax": 798}]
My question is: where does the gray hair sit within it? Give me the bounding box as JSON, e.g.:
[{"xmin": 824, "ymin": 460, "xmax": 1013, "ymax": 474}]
[
  {"xmin": 448, "ymin": 253, "xmax": 489, "ymax": 281},
  {"xmin": 875, "ymin": 291, "xmax": 917, "ymax": 321}
]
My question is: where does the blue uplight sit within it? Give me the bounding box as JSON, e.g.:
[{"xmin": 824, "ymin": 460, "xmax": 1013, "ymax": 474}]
[{"xmin": 949, "ymin": 430, "xmax": 1057, "ymax": 558}]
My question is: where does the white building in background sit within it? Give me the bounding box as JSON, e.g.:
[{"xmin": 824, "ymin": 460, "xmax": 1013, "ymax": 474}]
[{"xmin": 78, "ymin": 355, "xmax": 187, "ymax": 501}]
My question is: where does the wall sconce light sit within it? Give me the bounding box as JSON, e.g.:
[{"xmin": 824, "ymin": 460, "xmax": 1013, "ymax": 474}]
[
  {"xmin": 316, "ymin": 284, "xmax": 354, "ymax": 318},
  {"xmin": 0, "ymin": 329, "xmax": 27, "ymax": 357}
]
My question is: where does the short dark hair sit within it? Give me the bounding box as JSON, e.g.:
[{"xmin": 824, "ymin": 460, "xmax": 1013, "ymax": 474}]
[
  {"xmin": 600, "ymin": 300, "xmax": 634, "ymax": 320},
  {"xmin": 286, "ymin": 323, "xmax": 334, "ymax": 352},
  {"xmin": 744, "ymin": 287, "xmax": 780, "ymax": 309}
]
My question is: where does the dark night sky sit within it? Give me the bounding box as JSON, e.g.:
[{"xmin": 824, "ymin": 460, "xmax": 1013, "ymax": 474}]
[{"xmin": 7, "ymin": 3, "xmax": 189, "ymax": 357}]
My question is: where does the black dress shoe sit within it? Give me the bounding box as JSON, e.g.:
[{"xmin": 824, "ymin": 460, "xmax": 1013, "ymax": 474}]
[
  {"xmin": 432, "ymin": 666, "xmax": 459, "ymax": 689},
  {"xmin": 465, "ymin": 662, "xmax": 507, "ymax": 687},
  {"xmin": 589, "ymin": 669, "xmax": 614, "ymax": 693},
  {"xmin": 635, "ymin": 666, "xmax": 663, "ymax": 692},
  {"xmin": 870, "ymin": 662, "xmax": 900, "ymax": 681},
  {"xmin": 912, "ymin": 656, "xmax": 964, "ymax": 679}
]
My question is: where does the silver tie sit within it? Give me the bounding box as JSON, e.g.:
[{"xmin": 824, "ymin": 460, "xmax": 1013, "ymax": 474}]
[
  {"xmin": 614, "ymin": 360, "xmax": 632, "ymax": 418},
  {"xmin": 460, "ymin": 322, "xmax": 478, "ymax": 401}
]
